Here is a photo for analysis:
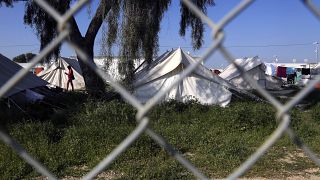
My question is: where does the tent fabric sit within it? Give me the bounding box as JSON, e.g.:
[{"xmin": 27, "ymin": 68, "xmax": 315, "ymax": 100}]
[
  {"xmin": 219, "ymin": 57, "xmax": 263, "ymax": 81},
  {"xmin": 134, "ymin": 50, "xmax": 173, "ymax": 74},
  {"xmin": 0, "ymin": 54, "xmax": 48, "ymax": 98},
  {"xmin": 37, "ymin": 57, "xmax": 85, "ymax": 90},
  {"xmin": 25, "ymin": 89, "xmax": 45, "ymax": 102},
  {"xmin": 133, "ymin": 48, "xmax": 233, "ymax": 107},
  {"xmin": 94, "ymin": 57, "xmax": 144, "ymax": 82},
  {"xmin": 219, "ymin": 57, "xmax": 283, "ymax": 90}
]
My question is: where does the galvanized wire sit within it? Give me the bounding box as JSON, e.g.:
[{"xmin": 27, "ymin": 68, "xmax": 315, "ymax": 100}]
[{"xmin": 0, "ymin": 0, "xmax": 320, "ymax": 179}]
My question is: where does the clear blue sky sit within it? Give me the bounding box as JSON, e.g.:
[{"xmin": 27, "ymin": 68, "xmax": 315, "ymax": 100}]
[{"xmin": 0, "ymin": 0, "xmax": 320, "ymax": 68}]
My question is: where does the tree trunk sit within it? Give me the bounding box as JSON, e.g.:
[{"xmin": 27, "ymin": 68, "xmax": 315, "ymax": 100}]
[
  {"xmin": 66, "ymin": 1, "xmax": 111, "ymax": 97},
  {"xmin": 76, "ymin": 40, "xmax": 106, "ymax": 97}
]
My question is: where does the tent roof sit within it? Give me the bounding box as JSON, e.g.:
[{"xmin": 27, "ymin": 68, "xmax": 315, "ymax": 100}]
[
  {"xmin": 133, "ymin": 48, "xmax": 234, "ymax": 106},
  {"xmin": 0, "ymin": 53, "xmax": 48, "ymax": 98},
  {"xmin": 134, "ymin": 48, "xmax": 233, "ymax": 89},
  {"xmin": 61, "ymin": 57, "xmax": 83, "ymax": 75},
  {"xmin": 219, "ymin": 56, "xmax": 262, "ymax": 81},
  {"xmin": 38, "ymin": 57, "xmax": 85, "ymax": 90},
  {"xmin": 134, "ymin": 50, "xmax": 174, "ymax": 74}
]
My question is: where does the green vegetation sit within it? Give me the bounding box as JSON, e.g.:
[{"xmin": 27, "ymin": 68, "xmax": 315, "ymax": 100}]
[
  {"xmin": 0, "ymin": 93, "xmax": 320, "ymax": 179},
  {"xmin": 12, "ymin": 53, "xmax": 37, "ymax": 63}
]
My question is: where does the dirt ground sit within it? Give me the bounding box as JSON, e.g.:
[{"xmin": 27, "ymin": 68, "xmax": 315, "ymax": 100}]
[{"xmin": 37, "ymin": 152, "xmax": 320, "ymax": 180}]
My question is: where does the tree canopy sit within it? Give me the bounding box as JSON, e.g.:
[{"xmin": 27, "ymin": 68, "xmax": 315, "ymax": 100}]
[
  {"xmin": 0, "ymin": 0, "xmax": 14, "ymax": 7},
  {"xmin": 12, "ymin": 53, "xmax": 37, "ymax": 63},
  {"xmin": 102, "ymin": 0, "xmax": 215, "ymax": 84},
  {"xmin": 2, "ymin": 0, "xmax": 214, "ymax": 93}
]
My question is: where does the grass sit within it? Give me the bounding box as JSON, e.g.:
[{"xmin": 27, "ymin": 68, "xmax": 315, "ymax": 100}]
[{"xmin": 0, "ymin": 92, "xmax": 320, "ymax": 179}]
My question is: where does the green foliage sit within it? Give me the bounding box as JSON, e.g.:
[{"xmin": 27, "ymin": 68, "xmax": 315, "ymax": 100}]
[
  {"xmin": 1, "ymin": 94, "xmax": 320, "ymax": 178},
  {"xmin": 0, "ymin": 0, "xmax": 14, "ymax": 7},
  {"xmin": 104, "ymin": 0, "xmax": 215, "ymax": 84},
  {"xmin": 20, "ymin": 0, "xmax": 216, "ymax": 89},
  {"xmin": 311, "ymin": 103, "xmax": 320, "ymax": 123},
  {"xmin": 227, "ymin": 101, "xmax": 277, "ymax": 130},
  {"xmin": 180, "ymin": 0, "xmax": 215, "ymax": 49},
  {"xmin": 24, "ymin": 0, "xmax": 70, "ymax": 61},
  {"xmin": 12, "ymin": 53, "xmax": 37, "ymax": 63}
]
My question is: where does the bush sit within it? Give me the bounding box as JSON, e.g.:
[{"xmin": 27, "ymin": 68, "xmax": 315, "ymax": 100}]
[{"xmin": 224, "ymin": 101, "xmax": 276, "ymax": 130}]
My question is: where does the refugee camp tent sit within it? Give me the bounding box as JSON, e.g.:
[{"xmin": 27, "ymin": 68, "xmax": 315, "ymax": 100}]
[
  {"xmin": 133, "ymin": 48, "xmax": 233, "ymax": 107},
  {"xmin": 0, "ymin": 53, "xmax": 48, "ymax": 98},
  {"xmin": 133, "ymin": 50, "xmax": 173, "ymax": 74},
  {"xmin": 38, "ymin": 57, "xmax": 85, "ymax": 90},
  {"xmin": 219, "ymin": 57, "xmax": 283, "ymax": 90},
  {"xmin": 94, "ymin": 57, "xmax": 143, "ymax": 82}
]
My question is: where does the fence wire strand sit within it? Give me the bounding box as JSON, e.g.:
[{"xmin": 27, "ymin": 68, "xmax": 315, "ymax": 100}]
[{"xmin": 0, "ymin": 0, "xmax": 320, "ymax": 179}]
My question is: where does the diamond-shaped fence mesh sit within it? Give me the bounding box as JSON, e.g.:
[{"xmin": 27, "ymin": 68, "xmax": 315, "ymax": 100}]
[{"xmin": 1, "ymin": 0, "xmax": 320, "ymax": 179}]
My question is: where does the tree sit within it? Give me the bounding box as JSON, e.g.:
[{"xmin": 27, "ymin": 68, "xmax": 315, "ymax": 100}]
[
  {"xmin": 12, "ymin": 53, "xmax": 37, "ymax": 63},
  {"xmin": 0, "ymin": 0, "xmax": 14, "ymax": 7},
  {"xmin": 2, "ymin": 0, "xmax": 214, "ymax": 95},
  {"xmin": 101, "ymin": 0, "xmax": 214, "ymax": 86},
  {"xmin": 0, "ymin": 0, "xmax": 27, "ymax": 7}
]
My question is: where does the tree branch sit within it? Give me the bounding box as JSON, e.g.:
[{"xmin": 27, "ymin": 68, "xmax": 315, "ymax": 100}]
[
  {"xmin": 85, "ymin": 0, "xmax": 111, "ymax": 47},
  {"xmin": 68, "ymin": 15, "xmax": 85, "ymax": 44}
]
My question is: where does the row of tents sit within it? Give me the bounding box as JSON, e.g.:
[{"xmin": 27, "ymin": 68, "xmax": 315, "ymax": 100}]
[
  {"xmin": 0, "ymin": 54, "xmax": 48, "ymax": 102},
  {"xmin": 0, "ymin": 48, "xmax": 307, "ymax": 106},
  {"xmin": 219, "ymin": 56, "xmax": 283, "ymax": 90}
]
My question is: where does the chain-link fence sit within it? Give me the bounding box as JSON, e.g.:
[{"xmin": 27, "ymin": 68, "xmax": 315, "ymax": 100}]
[{"xmin": 1, "ymin": 0, "xmax": 320, "ymax": 179}]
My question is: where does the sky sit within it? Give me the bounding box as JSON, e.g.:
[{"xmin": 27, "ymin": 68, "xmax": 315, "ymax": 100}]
[{"xmin": 0, "ymin": 0, "xmax": 320, "ymax": 69}]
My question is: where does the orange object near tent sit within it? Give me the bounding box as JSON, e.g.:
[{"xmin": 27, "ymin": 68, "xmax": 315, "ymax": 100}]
[
  {"xmin": 34, "ymin": 67, "xmax": 44, "ymax": 75},
  {"xmin": 315, "ymin": 83, "xmax": 320, "ymax": 90}
]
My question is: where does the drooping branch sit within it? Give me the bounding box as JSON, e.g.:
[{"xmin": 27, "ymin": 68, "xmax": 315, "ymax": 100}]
[
  {"xmin": 24, "ymin": 0, "xmax": 70, "ymax": 61},
  {"xmin": 180, "ymin": 0, "xmax": 215, "ymax": 50},
  {"xmin": 100, "ymin": 0, "xmax": 214, "ymax": 85},
  {"xmin": 105, "ymin": 0, "xmax": 171, "ymax": 85},
  {"xmin": 22, "ymin": 0, "xmax": 215, "ymax": 89}
]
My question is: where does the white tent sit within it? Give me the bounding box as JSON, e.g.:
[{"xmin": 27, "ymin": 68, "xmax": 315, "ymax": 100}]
[
  {"xmin": 94, "ymin": 57, "xmax": 143, "ymax": 82},
  {"xmin": 0, "ymin": 53, "xmax": 48, "ymax": 98},
  {"xmin": 133, "ymin": 48, "xmax": 233, "ymax": 107},
  {"xmin": 38, "ymin": 57, "xmax": 85, "ymax": 90},
  {"xmin": 219, "ymin": 57, "xmax": 283, "ymax": 90}
]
